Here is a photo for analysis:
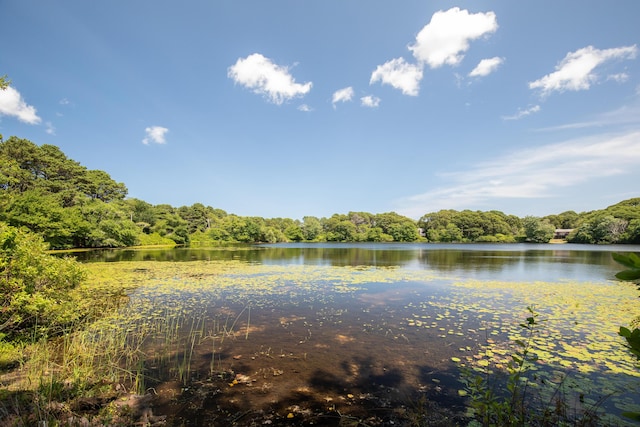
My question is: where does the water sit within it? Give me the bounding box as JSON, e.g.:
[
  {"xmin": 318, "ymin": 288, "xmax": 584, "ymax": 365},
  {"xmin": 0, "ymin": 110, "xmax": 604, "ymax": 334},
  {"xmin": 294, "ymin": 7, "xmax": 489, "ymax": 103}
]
[
  {"xmin": 71, "ymin": 243, "xmax": 640, "ymax": 425},
  {"xmin": 72, "ymin": 242, "xmax": 632, "ymax": 281}
]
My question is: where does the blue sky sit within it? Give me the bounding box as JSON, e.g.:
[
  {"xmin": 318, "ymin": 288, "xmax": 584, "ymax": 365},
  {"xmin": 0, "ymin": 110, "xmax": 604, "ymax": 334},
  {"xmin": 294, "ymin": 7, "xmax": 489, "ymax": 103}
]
[{"xmin": 1, "ymin": 1, "xmax": 639, "ymax": 220}]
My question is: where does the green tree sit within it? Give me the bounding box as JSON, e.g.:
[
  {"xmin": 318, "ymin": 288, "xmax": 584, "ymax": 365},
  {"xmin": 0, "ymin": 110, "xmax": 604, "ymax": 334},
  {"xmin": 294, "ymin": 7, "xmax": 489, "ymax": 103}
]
[
  {"xmin": 178, "ymin": 203, "xmax": 213, "ymax": 234},
  {"xmin": 522, "ymin": 216, "xmax": 555, "ymax": 243},
  {"xmin": 441, "ymin": 223, "xmax": 463, "ymax": 242},
  {"xmin": 326, "ymin": 219, "xmax": 356, "ymax": 242},
  {"xmin": 302, "ymin": 216, "xmax": 323, "ymax": 241},
  {"xmin": 1, "ymin": 190, "xmax": 79, "ymax": 248},
  {"xmin": 374, "ymin": 212, "xmax": 418, "ymax": 242},
  {"xmin": 285, "ymin": 224, "xmax": 304, "ymax": 242},
  {"xmin": 592, "ymin": 215, "xmax": 628, "ymax": 243},
  {"xmin": 366, "ymin": 227, "xmax": 393, "ymax": 242},
  {"xmin": 74, "ymin": 199, "xmax": 140, "ymax": 247},
  {"xmin": 151, "ymin": 204, "xmax": 190, "ymax": 245},
  {"xmin": 78, "ymin": 169, "xmax": 127, "ymax": 202},
  {"xmin": 569, "ymin": 214, "xmax": 629, "ymax": 244},
  {"xmin": 623, "ymin": 219, "xmax": 640, "ymax": 244}
]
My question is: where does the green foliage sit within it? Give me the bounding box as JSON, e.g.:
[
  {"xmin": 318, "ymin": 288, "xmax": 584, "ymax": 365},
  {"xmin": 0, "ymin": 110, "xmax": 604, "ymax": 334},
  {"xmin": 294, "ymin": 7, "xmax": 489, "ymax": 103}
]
[
  {"xmin": 619, "ymin": 326, "xmax": 640, "ymax": 360},
  {"xmin": 419, "ymin": 209, "xmax": 521, "ymax": 242},
  {"xmin": 568, "ymin": 199, "xmax": 640, "ymax": 244},
  {"xmin": 460, "ymin": 307, "xmax": 604, "ymax": 426},
  {"xmin": 543, "ymin": 211, "xmax": 580, "ymax": 229},
  {"xmin": 0, "ymin": 137, "xmax": 134, "ymax": 248},
  {"xmin": 326, "ymin": 218, "xmax": 357, "ymax": 242},
  {"xmin": 613, "ymin": 252, "xmax": 640, "ymax": 283},
  {"xmin": 612, "ymin": 252, "xmax": 640, "ymax": 422},
  {"xmin": 0, "ymin": 222, "xmax": 86, "ymax": 340},
  {"xmin": 137, "ymin": 231, "xmax": 176, "ymax": 246},
  {"xmin": 522, "ymin": 216, "xmax": 555, "ymax": 243},
  {"xmin": 301, "ymin": 216, "xmax": 323, "ymax": 241},
  {"xmin": 461, "ymin": 307, "xmax": 540, "ymax": 426},
  {"xmin": 284, "ymin": 224, "xmax": 304, "ymax": 242},
  {"xmin": 624, "ymin": 219, "xmax": 640, "ymax": 244},
  {"xmin": 0, "ymin": 137, "xmax": 126, "ymax": 203}
]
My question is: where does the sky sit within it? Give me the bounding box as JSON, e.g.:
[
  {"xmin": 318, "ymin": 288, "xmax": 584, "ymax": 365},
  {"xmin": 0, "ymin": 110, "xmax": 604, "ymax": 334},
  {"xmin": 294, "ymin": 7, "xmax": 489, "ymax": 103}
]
[{"xmin": 1, "ymin": 1, "xmax": 639, "ymax": 220}]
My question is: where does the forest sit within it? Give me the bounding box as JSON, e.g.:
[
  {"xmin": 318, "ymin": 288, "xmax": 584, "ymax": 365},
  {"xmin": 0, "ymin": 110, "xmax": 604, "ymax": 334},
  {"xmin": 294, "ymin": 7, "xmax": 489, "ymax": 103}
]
[{"xmin": 1, "ymin": 134, "xmax": 639, "ymax": 249}]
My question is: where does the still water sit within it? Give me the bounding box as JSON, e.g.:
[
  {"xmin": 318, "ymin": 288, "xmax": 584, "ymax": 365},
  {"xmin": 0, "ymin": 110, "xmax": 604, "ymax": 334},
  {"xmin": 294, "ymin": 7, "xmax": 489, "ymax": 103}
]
[
  {"xmin": 74, "ymin": 242, "xmax": 630, "ymax": 281},
  {"xmin": 73, "ymin": 243, "xmax": 640, "ymax": 425}
]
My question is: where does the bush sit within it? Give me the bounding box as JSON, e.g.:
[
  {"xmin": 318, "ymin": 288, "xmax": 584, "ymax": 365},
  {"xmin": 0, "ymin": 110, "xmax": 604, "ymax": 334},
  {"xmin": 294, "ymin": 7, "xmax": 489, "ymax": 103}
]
[{"xmin": 0, "ymin": 222, "xmax": 86, "ymax": 340}]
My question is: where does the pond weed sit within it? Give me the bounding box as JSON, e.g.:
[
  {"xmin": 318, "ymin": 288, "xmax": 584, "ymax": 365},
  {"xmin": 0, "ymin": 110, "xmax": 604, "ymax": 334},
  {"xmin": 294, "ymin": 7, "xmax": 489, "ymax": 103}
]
[{"xmin": 459, "ymin": 306, "xmax": 613, "ymax": 426}]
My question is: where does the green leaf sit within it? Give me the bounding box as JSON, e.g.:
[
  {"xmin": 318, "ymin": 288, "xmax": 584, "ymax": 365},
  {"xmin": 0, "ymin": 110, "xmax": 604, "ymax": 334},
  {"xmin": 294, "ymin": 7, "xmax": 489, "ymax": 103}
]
[
  {"xmin": 615, "ymin": 270, "xmax": 640, "ymax": 281},
  {"xmin": 612, "ymin": 253, "xmax": 640, "ymax": 269},
  {"xmin": 628, "ymin": 253, "xmax": 640, "ymax": 267},
  {"xmin": 620, "ymin": 326, "xmax": 632, "ymax": 338}
]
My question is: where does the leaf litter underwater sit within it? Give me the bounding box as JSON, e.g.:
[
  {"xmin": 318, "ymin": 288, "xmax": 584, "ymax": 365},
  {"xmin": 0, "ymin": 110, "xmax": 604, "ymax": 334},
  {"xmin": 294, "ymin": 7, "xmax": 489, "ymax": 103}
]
[{"xmin": 80, "ymin": 261, "xmax": 640, "ymax": 425}]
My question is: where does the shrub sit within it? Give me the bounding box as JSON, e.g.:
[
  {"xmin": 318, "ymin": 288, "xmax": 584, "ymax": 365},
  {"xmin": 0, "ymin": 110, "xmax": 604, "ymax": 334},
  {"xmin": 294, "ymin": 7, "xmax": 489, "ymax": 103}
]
[{"xmin": 0, "ymin": 222, "xmax": 86, "ymax": 340}]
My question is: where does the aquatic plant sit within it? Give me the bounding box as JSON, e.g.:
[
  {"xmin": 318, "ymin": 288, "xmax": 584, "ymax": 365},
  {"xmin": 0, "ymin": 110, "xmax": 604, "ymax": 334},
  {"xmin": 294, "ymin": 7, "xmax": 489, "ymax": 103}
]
[
  {"xmin": 459, "ymin": 307, "xmax": 606, "ymax": 426},
  {"xmin": 613, "ymin": 252, "xmax": 640, "ymax": 422}
]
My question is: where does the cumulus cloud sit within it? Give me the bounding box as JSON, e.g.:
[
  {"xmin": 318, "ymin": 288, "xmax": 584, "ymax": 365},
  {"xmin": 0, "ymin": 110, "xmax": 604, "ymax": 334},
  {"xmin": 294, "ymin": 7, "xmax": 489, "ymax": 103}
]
[
  {"xmin": 0, "ymin": 86, "xmax": 41, "ymax": 124},
  {"xmin": 469, "ymin": 56, "xmax": 504, "ymax": 77},
  {"xmin": 409, "ymin": 7, "xmax": 498, "ymax": 69},
  {"xmin": 227, "ymin": 53, "xmax": 312, "ymax": 105},
  {"xmin": 361, "ymin": 95, "xmax": 381, "ymax": 108},
  {"xmin": 332, "ymin": 86, "xmax": 354, "ymax": 107},
  {"xmin": 395, "ymin": 130, "xmax": 640, "ymax": 218},
  {"xmin": 370, "ymin": 58, "xmax": 423, "ymax": 96},
  {"xmin": 370, "ymin": 7, "xmax": 498, "ymax": 96},
  {"xmin": 529, "ymin": 45, "xmax": 637, "ymax": 96},
  {"xmin": 143, "ymin": 126, "xmax": 169, "ymax": 145},
  {"xmin": 297, "ymin": 104, "xmax": 312, "ymax": 112},
  {"xmin": 501, "ymin": 105, "xmax": 541, "ymax": 120}
]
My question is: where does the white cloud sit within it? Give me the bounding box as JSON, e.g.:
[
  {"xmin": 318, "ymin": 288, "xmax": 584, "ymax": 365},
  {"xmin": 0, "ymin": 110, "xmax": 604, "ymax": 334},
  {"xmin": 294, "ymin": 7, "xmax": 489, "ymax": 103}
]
[
  {"xmin": 45, "ymin": 122, "xmax": 56, "ymax": 135},
  {"xmin": 536, "ymin": 103, "xmax": 640, "ymax": 131},
  {"xmin": 298, "ymin": 104, "xmax": 312, "ymax": 112},
  {"xmin": 529, "ymin": 45, "xmax": 637, "ymax": 96},
  {"xmin": 227, "ymin": 53, "xmax": 312, "ymax": 105},
  {"xmin": 0, "ymin": 86, "xmax": 41, "ymax": 124},
  {"xmin": 143, "ymin": 126, "xmax": 169, "ymax": 145},
  {"xmin": 607, "ymin": 73, "xmax": 629, "ymax": 83},
  {"xmin": 501, "ymin": 105, "xmax": 541, "ymax": 120},
  {"xmin": 396, "ymin": 130, "xmax": 640, "ymax": 218},
  {"xmin": 332, "ymin": 87, "xmax": 354, "ymax": 107},
  {"xmin": 370, "ymin": 58, "xmax": 423, "ymax": 96},
  {"xmin": 409, "ymin": 7, "xmax": 498, "ymax": 69},
  {"xmin": 469, "ymin": 56, "xmax": 504, "ymax": 77},
  {"xmin": 59, "ymin": 98, "xmax": 70, "ymax": 105},
  {"xmin": 361, "ymin": 95, "xmax": 381, "ymax": 108}
]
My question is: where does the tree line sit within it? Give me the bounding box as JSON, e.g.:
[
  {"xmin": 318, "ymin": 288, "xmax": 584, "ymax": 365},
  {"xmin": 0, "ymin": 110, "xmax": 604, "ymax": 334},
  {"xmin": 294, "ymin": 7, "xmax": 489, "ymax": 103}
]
[{"xmin": 1, "ymin": 135, "xmax": 639, "ymax": 249}]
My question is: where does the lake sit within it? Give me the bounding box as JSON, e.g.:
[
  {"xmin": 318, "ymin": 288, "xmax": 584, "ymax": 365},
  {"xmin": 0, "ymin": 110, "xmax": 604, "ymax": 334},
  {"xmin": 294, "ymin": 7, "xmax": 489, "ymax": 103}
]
[{"xmin": 73, "ymin": 243, "xmax": 640, "ymax": 425}]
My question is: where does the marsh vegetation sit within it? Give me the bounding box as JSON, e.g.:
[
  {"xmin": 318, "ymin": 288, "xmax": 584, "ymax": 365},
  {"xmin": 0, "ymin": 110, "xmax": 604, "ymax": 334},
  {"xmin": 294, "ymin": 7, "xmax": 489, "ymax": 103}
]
[{"xmin": 2, "ymin": 243, "xmax": 640, "ymax": 425}]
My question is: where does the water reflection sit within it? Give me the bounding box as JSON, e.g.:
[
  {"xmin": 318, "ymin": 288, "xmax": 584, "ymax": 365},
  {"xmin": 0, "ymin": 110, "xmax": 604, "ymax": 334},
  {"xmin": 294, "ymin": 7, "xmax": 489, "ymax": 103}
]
[{"xmin": 64, "ymin": 243, "xmax": 640, "ymax": 282}]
